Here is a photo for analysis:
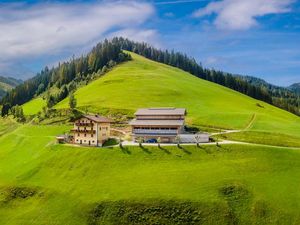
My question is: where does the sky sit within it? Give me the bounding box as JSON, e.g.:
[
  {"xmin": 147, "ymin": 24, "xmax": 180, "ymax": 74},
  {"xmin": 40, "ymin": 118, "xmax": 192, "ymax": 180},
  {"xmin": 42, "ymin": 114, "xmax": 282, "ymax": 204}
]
[{"xmin": 0, "ymin": 0, "xmax": 299, "ymax": 86}]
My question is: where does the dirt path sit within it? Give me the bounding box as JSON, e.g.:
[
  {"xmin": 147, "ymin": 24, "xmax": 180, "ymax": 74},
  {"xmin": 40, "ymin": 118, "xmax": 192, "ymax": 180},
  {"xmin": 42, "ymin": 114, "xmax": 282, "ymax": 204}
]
[
  {"xmin": 245, "ymin": 113, "xmax": 256, "ymax": 130},
  {"xmin": 211, "ymin": 113, "xmax": 257, "ymax": 136}
]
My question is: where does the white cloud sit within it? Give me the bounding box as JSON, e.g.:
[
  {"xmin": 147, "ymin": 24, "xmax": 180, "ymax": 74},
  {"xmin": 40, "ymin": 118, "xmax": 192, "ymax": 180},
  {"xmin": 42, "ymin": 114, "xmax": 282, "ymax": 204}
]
[
  {"xmin": 193, "ymin": 0, "xmax": 294, "ymax": 30},
  {"xmin": 155, "ymin": 0, "xmax": 208, "ymax": 5},
  {"xmin": 0, "ymin": 1, "xmax": 155, "ymax": 63},
  {"xmin": 109, "ymin": 28, "xmax": 160, "ymax": 47}
]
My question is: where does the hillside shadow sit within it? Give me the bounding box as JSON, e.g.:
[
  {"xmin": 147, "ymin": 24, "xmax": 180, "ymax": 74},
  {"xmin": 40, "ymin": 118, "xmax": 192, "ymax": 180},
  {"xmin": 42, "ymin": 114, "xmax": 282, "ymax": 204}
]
[{"xmin": 158, "ymin": 146, "xmax": 171, "ymax": 154}]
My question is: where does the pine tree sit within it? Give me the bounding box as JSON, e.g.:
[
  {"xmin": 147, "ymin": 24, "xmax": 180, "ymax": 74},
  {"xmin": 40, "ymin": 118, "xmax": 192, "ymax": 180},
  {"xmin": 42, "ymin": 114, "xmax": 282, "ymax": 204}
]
[{"xmin": 69, "ymin": 92, "xmax": 77, "ymax": 110}]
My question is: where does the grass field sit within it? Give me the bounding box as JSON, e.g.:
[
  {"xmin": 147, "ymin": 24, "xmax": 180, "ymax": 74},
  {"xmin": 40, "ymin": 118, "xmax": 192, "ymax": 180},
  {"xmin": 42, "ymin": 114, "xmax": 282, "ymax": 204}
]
[
  {"xmin": 215, "ymin": 131, "xmax": 300, "ymax": 148},
  {"xmin": 0, "ymin": 117, "xmax": 19, "ymax": 137},
  {"xmin": 0, "ymin": 124, "xmax": 300, "ymax": 224},
  {"xmin": 52, "ymin": 52, "xmax": 300, "ymax": 143}
]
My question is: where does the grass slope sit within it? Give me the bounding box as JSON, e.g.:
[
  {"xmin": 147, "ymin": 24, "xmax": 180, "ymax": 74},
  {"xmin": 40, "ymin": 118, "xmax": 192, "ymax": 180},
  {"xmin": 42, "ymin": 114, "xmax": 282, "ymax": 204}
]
[
  {"xmin": 54, "ymin": 52, "xmax": 300, "ymax": 140},
  {"xmin": 0, "ymin": 125, "xmax": 300, "ymax": 224},
  {"xmin": 22, "ymin": 97, "xmax": 46, "ymax": 115}
]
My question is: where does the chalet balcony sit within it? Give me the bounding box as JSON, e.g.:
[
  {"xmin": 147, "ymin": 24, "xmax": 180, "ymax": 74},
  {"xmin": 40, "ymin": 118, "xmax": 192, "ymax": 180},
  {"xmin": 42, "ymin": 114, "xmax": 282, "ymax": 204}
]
[
  {"xmin": 71, "ymin": 129, "xmax": 96, "ymax": 134},
  {"xmin": 75, "ymin": 122, "xmax": 94, "ymax": 127},
  {"xmin": 133, "ymin": 129, "xmax": 178, "ymax": 135}
]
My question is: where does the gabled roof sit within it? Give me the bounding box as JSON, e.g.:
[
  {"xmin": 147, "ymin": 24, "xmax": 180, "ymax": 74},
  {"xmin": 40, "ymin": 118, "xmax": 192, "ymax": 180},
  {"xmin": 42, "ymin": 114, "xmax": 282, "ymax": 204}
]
[
  {"xmin": 134, "ymin": 108, "xmax": 186, "ymax": 116},
  {"xmin": 80, "ymin": 114, "xmax": 113, "ymax": 123}
]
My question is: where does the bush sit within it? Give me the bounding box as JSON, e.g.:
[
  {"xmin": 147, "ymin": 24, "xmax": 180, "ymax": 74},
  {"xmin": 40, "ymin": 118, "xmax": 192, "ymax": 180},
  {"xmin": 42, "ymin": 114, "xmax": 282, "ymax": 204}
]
[{"xmin": 103, "ymin": 138, "xmax": 119, "ymax": 147}]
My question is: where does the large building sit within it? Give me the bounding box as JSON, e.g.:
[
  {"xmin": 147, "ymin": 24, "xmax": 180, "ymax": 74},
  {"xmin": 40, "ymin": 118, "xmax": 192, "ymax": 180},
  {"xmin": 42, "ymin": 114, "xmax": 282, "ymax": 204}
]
[
  {"xmin": 71, "ymin": 114, "xmax": 112, "ymax": 146},
  {"xmin": 129, "ymin": 108, "xmax": 186, "ymax": 143}
]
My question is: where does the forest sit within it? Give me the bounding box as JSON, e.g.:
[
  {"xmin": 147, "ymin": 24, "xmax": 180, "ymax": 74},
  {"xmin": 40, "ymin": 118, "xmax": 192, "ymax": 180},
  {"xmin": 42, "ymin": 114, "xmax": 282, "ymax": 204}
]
[{"xmin": 1, "ymin": 39, "xmax": 131, "ymax": 116}]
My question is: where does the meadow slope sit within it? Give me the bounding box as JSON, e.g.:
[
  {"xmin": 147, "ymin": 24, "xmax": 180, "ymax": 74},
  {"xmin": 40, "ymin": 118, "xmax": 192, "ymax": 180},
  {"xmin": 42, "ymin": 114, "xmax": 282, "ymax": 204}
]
[
  {"xmin": 0, "ymin": 124, "xmax": 300, "ymax": 224},
  {"xmin": 53, "ymin": 52, "xmax": 300, "ymax": 141}
]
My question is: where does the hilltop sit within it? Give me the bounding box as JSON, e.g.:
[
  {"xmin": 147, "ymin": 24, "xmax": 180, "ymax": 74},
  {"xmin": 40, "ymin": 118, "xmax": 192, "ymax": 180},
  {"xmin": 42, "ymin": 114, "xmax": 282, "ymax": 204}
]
[{"xmin": 3, "ymin": 38, "xmax": 299, "ymax": 118}]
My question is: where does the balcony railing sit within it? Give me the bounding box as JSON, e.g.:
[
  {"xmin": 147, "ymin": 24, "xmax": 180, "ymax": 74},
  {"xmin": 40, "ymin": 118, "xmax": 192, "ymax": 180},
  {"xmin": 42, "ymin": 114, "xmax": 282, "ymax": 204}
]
[
  {"xmin": 133, "ymin": 129, "xmax": 178, "ymax": 135},
  {"xmin": 75, "ymin": 122, "xmax": 94, "ymax": 127},
  {"xmin": 71, "ymin": 129, "xmax": 96, "ymax": 134}
]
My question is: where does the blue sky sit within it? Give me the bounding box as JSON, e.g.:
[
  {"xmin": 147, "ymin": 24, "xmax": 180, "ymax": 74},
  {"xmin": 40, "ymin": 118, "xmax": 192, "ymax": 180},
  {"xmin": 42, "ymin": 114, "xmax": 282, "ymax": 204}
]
[{"xmin": 0, "ymin": 0, "xmax": 299, "ymax": 86}]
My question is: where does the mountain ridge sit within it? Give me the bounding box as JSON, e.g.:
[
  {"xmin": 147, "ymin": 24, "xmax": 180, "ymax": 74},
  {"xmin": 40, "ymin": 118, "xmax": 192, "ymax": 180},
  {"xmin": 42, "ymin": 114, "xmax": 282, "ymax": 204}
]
[
  {"xmin": 0, "ymin": 76, "xmax": 22, "ymax": 99},
  {"xmin": 288, "ymin": 82, "xmax": 300, "ymax": 94}
]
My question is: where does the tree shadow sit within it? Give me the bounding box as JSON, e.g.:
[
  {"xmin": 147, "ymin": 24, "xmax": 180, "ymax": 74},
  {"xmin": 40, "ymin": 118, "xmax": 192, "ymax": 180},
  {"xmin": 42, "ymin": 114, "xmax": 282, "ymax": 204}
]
[
  {"xmin": 120, "ymin": 145, "xmax": 131, "ymax": 154},
  {"xmin": 178, "ymin": 145, "xmax": 192, "ymax": 155},
  {"xmin": 140, "ymin": 145, "xmax": 152, "ymax": 154},
  {"xmin": 158, "ymin": 146, "xmax": 171, "ymax": 154},
  {"xmin": 196, "ymin": 144, "xmax": 204, "ymax": 149}
]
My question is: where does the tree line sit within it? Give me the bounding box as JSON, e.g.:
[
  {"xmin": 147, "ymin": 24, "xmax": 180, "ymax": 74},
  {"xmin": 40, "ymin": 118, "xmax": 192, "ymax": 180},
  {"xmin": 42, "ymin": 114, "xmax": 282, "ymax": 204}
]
[
  {"xmin": 1, "ymin": 39, "xmax": 131, "ymax": 116},
  {"xmin": 110, "ymin": 37, "xmax": 299, "ymax": 116}
]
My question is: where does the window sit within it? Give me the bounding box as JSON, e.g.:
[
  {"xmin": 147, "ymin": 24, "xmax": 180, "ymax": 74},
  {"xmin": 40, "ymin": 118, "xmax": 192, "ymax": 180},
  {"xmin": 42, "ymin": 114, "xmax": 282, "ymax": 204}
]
[
  {"xmin": 84, "ymin": 140, "xmax": 86, "ymax": 142},
  {"xmin": 77, "ymin": 133, "xmax": 80, "ymax": 137},
  {"xmin": 91, "ymin": 134, "xmax": 93, "ymax": 137},
  {"xmin": 84, "ymin": 134, "xmax": 86, "ymax": 137},
  {"xmin": 92, "ymin": 141, "xmax": 94, "ymax": 143},
  {"xmin": 76, "ymin": 139, "xmax": 78, "ymax": 141}
]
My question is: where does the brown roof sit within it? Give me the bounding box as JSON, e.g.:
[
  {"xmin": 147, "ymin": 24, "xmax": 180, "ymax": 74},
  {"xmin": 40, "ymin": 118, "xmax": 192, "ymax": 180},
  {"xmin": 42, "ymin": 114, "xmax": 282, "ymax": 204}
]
[
  {"xmin": 129, "ymin": 119, "xmax": 184, "ymax": 126},
  {"xmin": 134, "ymin": 108, "xmax": 186, "ymax": 116},
  {"xmin": 81, "ymin": 114, "xmax": 113, "ymax": 123}
]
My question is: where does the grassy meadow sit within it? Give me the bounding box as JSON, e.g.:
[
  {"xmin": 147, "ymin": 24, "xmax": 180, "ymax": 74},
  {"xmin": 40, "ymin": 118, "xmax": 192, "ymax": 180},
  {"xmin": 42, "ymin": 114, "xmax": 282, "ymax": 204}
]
[
  {"xmin": 23, "ymin": 97, "xmax": 46, "ymax": 115},
  {"xmin": 0, "ymin": 124, "xmax": 300, "ymax": 224}
]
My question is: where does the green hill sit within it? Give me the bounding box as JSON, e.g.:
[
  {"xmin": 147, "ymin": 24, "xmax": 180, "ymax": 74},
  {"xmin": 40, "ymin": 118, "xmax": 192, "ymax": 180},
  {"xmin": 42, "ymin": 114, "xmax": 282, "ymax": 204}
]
[{"xmin": 52, "ymin": 52, "xmax": 300, "ymax": 145}]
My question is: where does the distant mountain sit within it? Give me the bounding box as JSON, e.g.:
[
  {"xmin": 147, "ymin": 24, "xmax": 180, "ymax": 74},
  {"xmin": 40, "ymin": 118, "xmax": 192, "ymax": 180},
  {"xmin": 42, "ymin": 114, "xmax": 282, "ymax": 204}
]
[
  {"xmin": 288, "ymin": 83, "xmax": 300, "ymax": 94},
  {"xmin": 236, "ymin": 75, "xmax": 286, "ymax": 91},
  {"xmin": 0, "ymin": 76, "xmax": 22, "ymax": 99}
]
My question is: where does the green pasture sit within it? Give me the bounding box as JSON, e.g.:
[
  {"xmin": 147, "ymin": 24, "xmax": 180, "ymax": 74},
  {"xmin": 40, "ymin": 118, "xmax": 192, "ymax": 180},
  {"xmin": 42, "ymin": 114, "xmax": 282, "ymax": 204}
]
[{"xmin": 0, "ymin": 124, "xmax": 300, "ymax": 224}]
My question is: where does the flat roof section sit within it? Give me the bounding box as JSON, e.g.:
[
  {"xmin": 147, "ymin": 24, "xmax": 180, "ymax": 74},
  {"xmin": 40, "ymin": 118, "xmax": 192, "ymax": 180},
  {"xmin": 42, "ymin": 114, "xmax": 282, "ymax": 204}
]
[
  {"xmin": 134, "ymin": 108, "xmax": 186, "ymax": 116},
  {"xmin": 129, "ymin": 119, "xmax": 184, "ymax": 126}
]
